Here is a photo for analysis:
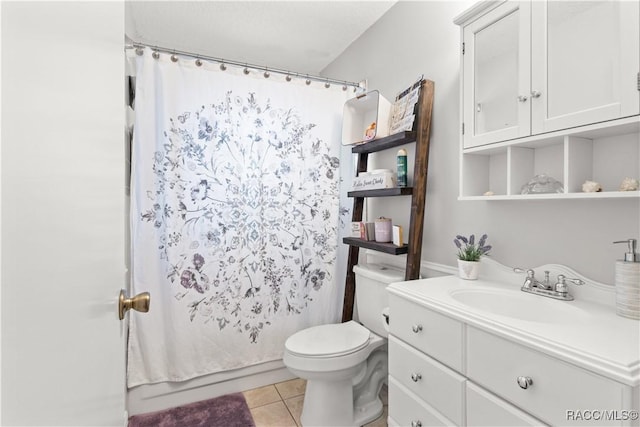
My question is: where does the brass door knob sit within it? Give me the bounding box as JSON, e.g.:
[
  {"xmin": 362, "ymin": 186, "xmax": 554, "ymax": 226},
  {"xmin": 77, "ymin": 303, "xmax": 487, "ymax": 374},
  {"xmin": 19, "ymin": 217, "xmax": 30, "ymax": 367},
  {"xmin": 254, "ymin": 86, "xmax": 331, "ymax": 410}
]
[{"xmin": 119, "ymin": 289, "xmax": 150, "ymax": 320}]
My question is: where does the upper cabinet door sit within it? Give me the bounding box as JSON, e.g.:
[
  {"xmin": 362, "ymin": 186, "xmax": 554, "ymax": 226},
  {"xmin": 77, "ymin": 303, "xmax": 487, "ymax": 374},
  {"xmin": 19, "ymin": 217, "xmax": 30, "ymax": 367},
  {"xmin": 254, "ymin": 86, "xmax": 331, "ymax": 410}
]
[
  {"xmin": 463, "ymin": 1, "xmax": 531, "ymax": 149},
  {"xmin": 531, "ymin": 0, "xmax": 640, "ymax": 134}
]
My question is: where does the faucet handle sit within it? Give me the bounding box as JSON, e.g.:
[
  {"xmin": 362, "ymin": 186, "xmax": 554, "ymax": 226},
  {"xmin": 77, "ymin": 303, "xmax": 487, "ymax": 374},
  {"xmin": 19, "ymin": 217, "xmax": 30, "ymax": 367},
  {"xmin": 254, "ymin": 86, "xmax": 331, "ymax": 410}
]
[
  {"xmin": 513, "ymin": 267, "xmax": 536, "ymax": 278},
  {"xmin": 557, "ymin": 274, "xmax": 584, "ymax": 286},
  {"xmin": 555, "ymin": 274, "xmax": 585, "ymax": 294},
  {"xmin": 516, "ymin": 268, "xmax": 537, "ymax": 290}
]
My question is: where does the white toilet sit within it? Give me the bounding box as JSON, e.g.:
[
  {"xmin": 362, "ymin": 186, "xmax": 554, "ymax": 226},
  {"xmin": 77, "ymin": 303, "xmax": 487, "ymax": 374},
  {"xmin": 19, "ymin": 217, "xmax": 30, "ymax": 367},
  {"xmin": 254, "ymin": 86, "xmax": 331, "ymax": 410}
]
[{"xmin": 283, "ymin": 263, "xmax": 403, "ymax": 426}]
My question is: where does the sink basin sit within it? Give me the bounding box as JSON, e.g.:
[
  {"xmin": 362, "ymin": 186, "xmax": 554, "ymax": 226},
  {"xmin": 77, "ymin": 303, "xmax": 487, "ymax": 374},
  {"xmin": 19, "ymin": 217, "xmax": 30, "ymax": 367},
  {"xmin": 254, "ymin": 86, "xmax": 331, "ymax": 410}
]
[{"xmin": 449, "ymin": 288, "xmax": 587, "ymax": 323}]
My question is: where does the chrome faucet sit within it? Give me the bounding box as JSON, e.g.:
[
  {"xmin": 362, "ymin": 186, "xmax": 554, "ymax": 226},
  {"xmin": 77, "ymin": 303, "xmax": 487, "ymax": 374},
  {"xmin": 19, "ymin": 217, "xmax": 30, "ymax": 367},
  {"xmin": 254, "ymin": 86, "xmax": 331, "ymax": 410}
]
[{"xmin": 516, "ymin": 268, "xmax": 584, "ymax": 301}]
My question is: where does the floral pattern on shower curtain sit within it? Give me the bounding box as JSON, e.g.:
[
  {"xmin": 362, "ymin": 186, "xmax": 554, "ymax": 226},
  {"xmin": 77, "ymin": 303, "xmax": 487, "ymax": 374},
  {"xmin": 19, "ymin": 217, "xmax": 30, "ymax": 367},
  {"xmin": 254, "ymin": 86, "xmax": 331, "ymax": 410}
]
[{"xmin": 128, "ymin": 48, "xmax": 350, "ymax": 386}]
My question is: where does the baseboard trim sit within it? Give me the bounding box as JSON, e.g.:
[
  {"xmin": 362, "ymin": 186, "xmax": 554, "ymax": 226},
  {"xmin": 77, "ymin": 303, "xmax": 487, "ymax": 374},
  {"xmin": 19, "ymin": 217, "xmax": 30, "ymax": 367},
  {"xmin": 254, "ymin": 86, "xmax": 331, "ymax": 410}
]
[{"xmin": 127, "ymin": 360, "xmax": 295, "ymax": 416}]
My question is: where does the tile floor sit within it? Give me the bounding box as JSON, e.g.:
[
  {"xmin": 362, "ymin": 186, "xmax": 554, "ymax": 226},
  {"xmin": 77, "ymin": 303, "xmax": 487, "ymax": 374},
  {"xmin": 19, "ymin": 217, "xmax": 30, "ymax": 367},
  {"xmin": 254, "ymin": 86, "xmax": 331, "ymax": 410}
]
[{"xmin": 243, "ymin": 378, "xmax": 388, "ymax": 427}]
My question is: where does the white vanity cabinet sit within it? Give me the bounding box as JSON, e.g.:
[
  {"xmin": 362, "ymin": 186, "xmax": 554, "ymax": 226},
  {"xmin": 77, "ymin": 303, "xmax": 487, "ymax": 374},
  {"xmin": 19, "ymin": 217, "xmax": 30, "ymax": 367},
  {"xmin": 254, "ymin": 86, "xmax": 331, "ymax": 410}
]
[
  {"xmin": 386, "ymin": 277, "xmax": 640, "ymax": 427},
  {"xmin": 455, "ymin": 0, "xmax": 640, "ymax": 199}
]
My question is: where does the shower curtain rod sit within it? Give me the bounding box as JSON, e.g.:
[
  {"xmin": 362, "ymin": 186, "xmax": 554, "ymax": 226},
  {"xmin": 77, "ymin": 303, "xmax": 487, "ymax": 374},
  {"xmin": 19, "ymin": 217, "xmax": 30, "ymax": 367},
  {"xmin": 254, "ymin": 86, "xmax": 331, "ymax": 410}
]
[{"xmin": 125, "ymin": 42, "xmax": 364, "ymax": 91}]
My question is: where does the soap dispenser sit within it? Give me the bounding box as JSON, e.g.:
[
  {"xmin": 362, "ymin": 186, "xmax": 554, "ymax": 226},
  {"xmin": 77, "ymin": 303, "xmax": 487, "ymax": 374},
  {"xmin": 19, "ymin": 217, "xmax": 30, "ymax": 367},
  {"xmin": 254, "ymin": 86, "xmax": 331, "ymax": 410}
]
[
  {"xmin": 613, "ymin": 238, "xmax": 638, "ymax": 262},
  {"xmin": 613, "ymin": 238, "xmax": 640, "ymax": 320}
]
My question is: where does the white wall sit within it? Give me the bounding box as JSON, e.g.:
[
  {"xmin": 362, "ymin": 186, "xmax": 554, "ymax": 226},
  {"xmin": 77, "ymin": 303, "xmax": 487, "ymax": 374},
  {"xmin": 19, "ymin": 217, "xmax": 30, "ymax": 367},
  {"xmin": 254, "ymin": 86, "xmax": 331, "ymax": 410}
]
[{"xmin": 323, "ymin": 1, "xmax": 640, "ymax": 285}]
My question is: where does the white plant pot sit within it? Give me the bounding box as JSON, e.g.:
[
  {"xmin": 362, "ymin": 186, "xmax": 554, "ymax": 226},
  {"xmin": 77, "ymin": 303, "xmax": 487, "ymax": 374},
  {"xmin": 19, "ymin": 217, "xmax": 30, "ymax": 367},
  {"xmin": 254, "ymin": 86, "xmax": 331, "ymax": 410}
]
[{"xmin": 458, "ymin": 260, "xmax": 480, "ymax": 280}]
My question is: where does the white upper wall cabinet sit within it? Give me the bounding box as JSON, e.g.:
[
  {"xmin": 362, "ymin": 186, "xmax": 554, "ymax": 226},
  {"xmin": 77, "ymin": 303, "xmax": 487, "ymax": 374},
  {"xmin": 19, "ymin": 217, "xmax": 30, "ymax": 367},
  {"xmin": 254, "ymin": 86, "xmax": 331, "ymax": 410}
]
[
  {"xmin": 455, "ymin": 0, "xmax": 640, "ymax": 200},
  {"xmin": 531, "ymin": 1, "xmax": 640, "ymax": 134},
  {"xmin": 463, "ymin": 1, "xmax": 531, "ymax": 148},
  {"xmin": 460, "ymin": 0, "xmax": 639, "ymax": 149}
]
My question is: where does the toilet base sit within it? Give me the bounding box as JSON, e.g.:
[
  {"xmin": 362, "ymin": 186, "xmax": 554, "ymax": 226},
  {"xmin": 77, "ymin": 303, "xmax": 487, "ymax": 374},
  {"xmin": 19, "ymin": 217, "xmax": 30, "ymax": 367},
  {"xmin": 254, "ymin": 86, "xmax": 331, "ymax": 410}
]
[
  {"xmin": 299, "ymin": 380, "xmax": 385, "ymax": 427},
  {"xmin": 297, "ymin": 347, "xmax": 388, "ymax": 427},
  {"xmin": 300, "ymin": 377, "xmax": 357, "ymax": 427},
  {"xmin": 352, "ymin": 395, "xmax": 384, "ymax": 427}
]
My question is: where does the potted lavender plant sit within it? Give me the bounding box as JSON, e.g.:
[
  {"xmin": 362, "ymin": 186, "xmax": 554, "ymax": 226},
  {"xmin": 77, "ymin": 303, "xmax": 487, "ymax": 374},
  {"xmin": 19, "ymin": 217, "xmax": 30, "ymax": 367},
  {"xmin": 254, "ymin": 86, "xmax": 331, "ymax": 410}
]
[{"xmin": 454, "ymin": 233, "xmax": 491, "ymax": 280}]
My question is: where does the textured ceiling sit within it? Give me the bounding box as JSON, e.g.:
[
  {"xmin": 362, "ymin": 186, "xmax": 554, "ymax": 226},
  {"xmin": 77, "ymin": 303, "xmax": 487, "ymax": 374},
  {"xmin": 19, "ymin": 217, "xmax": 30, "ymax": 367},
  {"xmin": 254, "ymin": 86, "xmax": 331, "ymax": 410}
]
[{"xmin": 125, "ymin": 1, "xmax": 396, "ymax": 75}]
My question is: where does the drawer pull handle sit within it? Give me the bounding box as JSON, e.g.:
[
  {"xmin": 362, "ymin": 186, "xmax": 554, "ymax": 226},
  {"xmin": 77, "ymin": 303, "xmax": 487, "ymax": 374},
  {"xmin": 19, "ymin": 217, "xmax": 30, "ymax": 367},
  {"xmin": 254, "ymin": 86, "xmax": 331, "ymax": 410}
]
[
  {"xmin": 517, "ymin": 376, "xmax": 533, "ymax": 389},
  {"xmin": 412, "ymin": 324, "xmax": 423, "ymax": 333},
  {"xmin": 411, "ymin": 373, "xmax": 422, "ymax": 382},
  {"xmin": 411, "ymin": 421, "xmax": 422, "ymax": 427}
]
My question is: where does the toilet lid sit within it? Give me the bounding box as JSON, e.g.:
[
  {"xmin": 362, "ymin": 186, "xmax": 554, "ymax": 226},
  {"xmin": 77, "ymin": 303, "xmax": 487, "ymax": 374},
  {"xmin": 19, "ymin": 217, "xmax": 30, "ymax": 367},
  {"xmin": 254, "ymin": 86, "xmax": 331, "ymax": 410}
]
[{"xmin": 285, "ymin": 321, "xmax": 371, "ymax": 357}]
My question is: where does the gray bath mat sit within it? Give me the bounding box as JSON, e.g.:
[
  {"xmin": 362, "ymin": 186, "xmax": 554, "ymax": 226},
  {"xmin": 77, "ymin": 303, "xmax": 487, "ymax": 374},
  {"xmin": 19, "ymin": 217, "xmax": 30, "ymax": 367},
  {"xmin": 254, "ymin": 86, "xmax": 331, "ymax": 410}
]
[{"xmin": 128, "ymin": 392, "xmax": 255, "ymax": 427}]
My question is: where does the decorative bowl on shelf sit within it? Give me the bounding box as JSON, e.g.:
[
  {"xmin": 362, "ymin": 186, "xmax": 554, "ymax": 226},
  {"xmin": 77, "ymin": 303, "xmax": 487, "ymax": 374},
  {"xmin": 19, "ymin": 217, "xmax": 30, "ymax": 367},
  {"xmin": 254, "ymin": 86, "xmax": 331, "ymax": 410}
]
[{"xmin": 520, "ymin": 174, "xmax": 563, "ymax": 195}]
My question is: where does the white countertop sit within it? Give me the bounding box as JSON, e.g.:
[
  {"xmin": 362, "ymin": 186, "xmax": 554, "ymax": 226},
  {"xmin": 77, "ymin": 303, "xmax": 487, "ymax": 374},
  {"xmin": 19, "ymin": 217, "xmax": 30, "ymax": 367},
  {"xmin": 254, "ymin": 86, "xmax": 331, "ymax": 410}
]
[{"xmin": 388, "ymin": 273, "xmax": 640, "ymax": 387}]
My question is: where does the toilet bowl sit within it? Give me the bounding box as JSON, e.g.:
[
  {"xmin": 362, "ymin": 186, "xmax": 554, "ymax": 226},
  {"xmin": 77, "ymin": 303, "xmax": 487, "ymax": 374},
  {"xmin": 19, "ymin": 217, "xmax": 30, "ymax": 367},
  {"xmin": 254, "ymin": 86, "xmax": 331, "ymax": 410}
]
[
  {"xmin": 283, "ymin": 263, "xmax": 404, "ymax": 427},
  {"xmin": 283, "ymin": 321, "xmax": 387, "ymax": 426}
]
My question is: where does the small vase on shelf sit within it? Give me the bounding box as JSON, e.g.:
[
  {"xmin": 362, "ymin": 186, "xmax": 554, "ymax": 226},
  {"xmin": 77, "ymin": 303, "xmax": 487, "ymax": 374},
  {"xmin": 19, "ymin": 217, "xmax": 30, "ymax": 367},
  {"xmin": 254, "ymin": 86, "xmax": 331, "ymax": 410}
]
[
  {"xmin": 458, "ymin": 259, "xmax": 480, "ymax": 280},
  {"xmin": 454, "ymin": 233, "xmax": 492, "ymax": 281}
]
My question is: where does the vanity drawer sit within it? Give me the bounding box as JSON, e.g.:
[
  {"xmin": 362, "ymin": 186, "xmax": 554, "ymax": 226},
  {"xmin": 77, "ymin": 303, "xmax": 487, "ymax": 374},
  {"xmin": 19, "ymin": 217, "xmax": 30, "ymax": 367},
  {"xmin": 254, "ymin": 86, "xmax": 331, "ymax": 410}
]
[
  {"xmin": 389, "ymin": 335, "xmax": 465, "ymax": 425},
  {"xmin": 467, "ymin": 381, "xmax": 546, "ymax": 426},
  {"xmin": 388, "ymin": 376, "xmax": 455, "ymax": 427},
  {"xmin": 389, "ymin": 293, "xmax": 463, "ymax": 371},
  {"xmin": 467, "ymin": 326, "xmax": 627, "ymax": 426}
]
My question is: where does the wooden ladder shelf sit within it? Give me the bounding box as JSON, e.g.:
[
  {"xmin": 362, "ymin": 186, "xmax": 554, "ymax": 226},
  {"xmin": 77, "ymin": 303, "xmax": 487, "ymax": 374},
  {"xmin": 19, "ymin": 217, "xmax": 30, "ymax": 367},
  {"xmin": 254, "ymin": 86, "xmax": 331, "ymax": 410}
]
[{"xmin": 341, "ymin": 79, "xmax": 435, "ymax": 322}]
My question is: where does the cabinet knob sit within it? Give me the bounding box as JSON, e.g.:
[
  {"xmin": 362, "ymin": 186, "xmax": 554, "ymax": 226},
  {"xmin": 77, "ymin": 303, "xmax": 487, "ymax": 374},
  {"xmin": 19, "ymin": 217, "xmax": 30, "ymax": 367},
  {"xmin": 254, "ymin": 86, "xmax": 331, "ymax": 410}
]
[
  {"xmin": 531, "ymin": 90, "xmax": 542, "ymax": 98},
  {"xmin": 411, "ymin": 373, "xmax": 422, "ymax": 382},
  {"xmin": 412, "ymin": 324, "xmax": 423, "ymax": 333},
  {"xmin": 517, "ymin": 95, "xmax": 528, "ymax": 103},
  {"xmin": 411, "ymin": 421, "xmax": 422, "ymax": 427},
  {"xmin": 516, "ymin": 376, "xmax": 533, "ymax": 389}
]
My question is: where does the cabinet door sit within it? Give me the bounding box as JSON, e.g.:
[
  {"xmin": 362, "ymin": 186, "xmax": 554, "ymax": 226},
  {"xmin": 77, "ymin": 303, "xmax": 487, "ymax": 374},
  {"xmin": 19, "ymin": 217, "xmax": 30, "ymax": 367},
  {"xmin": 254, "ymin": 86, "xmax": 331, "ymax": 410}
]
[
  {"xmin": 531, "ymin": 0, "xmax": 640, "ymax": 134},
  {"xmin": 463, "ymin": 1, "xmax": 532, "ymax": 148}
]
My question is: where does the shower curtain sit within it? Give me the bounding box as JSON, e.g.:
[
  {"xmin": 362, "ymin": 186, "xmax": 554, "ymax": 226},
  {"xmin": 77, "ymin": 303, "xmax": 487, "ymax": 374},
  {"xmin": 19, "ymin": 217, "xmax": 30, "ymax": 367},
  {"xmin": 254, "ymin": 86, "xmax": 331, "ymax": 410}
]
[{"xmin": 128, "ymin": 48, "xmax": 350, "ymax": 387}]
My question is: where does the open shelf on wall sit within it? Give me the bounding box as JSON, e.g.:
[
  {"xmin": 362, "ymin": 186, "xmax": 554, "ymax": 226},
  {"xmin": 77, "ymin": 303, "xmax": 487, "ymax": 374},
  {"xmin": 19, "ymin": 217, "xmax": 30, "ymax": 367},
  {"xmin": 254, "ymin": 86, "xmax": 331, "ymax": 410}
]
[
  {"xmin": 459, "ymin": 191, "xmax": 640, "ymax": 201},
  {"xmin": 347, "ymin": 187, "xmax": 414, "ymax": 198},
  {"xmin": 342, "ymin": 237, "xmax": 409, "ymax": 255},
  {"xmin": 459, "ymin": 116, "xmax": 640, "ymax": 201},
  {"xmin": 351, "ymin": 131, "xmax": 416, "ymax": 154}
]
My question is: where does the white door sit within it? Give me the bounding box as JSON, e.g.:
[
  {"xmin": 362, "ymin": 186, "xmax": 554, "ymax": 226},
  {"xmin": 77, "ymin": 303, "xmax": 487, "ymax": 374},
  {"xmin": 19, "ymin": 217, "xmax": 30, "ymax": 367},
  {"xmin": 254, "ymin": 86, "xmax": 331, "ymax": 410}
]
[
  {"xmin": 531, "ymin": 0, "xmax": 640, "ymax": 134},
  {"xmin": 463, "ymin": 1, "xmax": 532, "ymax": 148},
  {"xmin": 2, "ymin": 2, "xmax": 127, "ymax": 426}
]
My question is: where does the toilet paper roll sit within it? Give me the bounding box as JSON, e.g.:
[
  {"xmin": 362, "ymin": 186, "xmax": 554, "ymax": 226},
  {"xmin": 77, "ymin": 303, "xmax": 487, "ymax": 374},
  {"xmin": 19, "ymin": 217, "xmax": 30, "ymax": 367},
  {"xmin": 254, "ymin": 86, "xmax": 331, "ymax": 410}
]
[
  {"xmin": 382, "ymin": 307, "xmax": 390, "ymax": 332},
  {"xmin": 615, "ymin": 261, "xmax": 640, "ymax": 320}
]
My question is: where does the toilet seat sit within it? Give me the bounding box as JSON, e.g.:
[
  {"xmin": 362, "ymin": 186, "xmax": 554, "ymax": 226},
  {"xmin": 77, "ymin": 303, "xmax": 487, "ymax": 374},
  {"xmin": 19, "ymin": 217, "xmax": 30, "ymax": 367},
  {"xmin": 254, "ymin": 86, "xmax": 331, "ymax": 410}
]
[{"xmin": 285, "ymin": 321, "xmax": 371, "ymax": 358}]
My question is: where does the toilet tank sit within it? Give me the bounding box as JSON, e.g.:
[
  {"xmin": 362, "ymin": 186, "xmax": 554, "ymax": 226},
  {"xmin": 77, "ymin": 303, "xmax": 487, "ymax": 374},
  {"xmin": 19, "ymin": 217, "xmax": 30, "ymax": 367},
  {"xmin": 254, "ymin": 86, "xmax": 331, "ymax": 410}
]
[{"xmin": 353, "ymin": 263, "xmax": 405, "ymax": 337}]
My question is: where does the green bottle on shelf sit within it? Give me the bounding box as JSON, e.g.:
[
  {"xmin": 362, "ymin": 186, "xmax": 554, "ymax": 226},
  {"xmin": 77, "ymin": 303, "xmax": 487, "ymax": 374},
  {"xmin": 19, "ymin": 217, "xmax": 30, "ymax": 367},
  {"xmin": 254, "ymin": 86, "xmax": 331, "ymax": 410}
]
[{"xmin": 397, "ymin": 148, "xmax": 407, "ymax": 187}]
